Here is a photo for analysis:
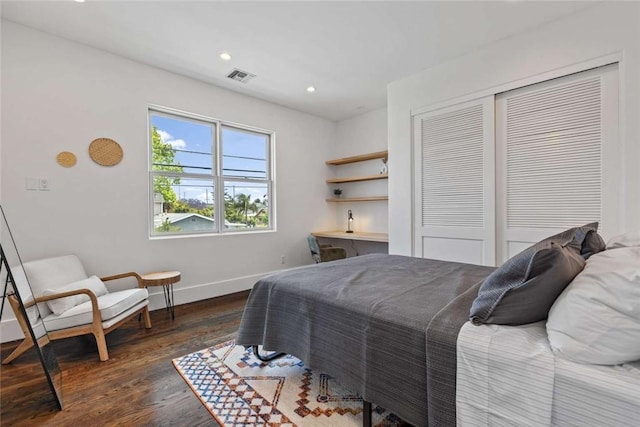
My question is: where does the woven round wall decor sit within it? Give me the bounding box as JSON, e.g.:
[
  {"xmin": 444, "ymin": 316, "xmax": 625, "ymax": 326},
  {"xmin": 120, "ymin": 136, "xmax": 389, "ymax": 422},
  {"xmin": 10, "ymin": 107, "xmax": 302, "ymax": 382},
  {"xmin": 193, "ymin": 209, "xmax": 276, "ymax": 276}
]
[
  {"xmin": 56, "ymin": 151, "xmax": 77, "ymax": 168},
  {"xmin": 89, "ymin": 138, "xmax": 123, "ymax": 166}
]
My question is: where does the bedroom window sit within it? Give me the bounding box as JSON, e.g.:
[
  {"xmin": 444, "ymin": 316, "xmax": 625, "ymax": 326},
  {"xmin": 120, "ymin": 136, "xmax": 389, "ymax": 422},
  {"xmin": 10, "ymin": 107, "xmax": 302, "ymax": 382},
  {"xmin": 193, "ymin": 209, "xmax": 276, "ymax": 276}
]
[{"xmin": 149, "ymin": 107, "xmax": 274, "ymax": 237}]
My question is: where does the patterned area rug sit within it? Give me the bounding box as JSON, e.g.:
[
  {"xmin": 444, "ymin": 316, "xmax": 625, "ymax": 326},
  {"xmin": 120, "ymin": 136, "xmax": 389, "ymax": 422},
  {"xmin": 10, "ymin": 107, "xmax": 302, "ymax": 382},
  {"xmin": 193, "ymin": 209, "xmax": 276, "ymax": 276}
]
[{"xmin": 172, "ymin": 341, "xmax": 407, "ymax": 426}]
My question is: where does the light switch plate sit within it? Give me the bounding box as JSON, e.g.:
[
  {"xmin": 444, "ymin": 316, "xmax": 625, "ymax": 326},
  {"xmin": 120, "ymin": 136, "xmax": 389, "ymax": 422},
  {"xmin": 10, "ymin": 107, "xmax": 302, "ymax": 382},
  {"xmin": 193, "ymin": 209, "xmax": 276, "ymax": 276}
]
[{"xmin": 26, "ymin": 177, "xmax": 39, "ymax": 191}]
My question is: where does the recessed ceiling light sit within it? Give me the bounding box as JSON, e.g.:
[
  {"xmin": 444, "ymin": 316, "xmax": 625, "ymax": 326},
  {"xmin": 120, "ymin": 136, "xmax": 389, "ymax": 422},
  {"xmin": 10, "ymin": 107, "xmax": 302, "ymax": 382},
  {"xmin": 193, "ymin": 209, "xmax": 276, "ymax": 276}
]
[
  {"xmin": 220, "ymin": 52, "xmax": 232, "ymax": 61},
  {"xmin": 75, "ymin": 0, "xmax": 86, "ymax": 3},
  {"xmin": 307, "ymin": 86, "xmax": 316, "ymax": 93}
]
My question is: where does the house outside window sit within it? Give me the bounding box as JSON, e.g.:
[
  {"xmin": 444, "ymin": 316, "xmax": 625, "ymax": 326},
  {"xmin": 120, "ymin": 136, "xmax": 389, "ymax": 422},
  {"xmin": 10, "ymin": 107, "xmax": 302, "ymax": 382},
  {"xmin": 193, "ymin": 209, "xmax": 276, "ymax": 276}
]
[{"xmin": 149, "ymin": 106, "xmax": 274, "ymax": 237}]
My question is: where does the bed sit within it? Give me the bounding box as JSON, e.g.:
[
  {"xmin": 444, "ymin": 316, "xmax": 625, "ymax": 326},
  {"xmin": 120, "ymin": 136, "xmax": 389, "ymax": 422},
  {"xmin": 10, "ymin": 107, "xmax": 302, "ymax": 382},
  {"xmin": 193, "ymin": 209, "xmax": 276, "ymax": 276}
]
[
  {"xmin": 236, "ymin": 253, "xmax": 495, "ymax": 426},
  {"xmin": 236, "ymin": 228, "xmax": 640, "ymax": 426},
  {"xmin": 457, "ymin": 321, "xmax": 640, "ymax": 426},
  {"xmin": 457, "ymin": 234, "xmax": 640, "ymax": 427}
]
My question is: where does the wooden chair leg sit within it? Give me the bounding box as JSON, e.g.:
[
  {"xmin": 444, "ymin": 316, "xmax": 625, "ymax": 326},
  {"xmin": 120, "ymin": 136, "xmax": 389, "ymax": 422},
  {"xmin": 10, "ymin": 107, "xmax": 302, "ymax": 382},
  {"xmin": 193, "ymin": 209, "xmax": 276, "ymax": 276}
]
[
  {"xmin": 3, "ymin": 295, "xmax": 37, "ymax": 364},
  {"xmin": 2, "ymin": 337, "xmax": 35, "ymax": 365},
  {"xmin": 142, "ymin": 306, "xmax": 152, "ymax": 329},
  {"xmin": 93, "ymin": 330, "xmax": 109, "ymax": 362}
]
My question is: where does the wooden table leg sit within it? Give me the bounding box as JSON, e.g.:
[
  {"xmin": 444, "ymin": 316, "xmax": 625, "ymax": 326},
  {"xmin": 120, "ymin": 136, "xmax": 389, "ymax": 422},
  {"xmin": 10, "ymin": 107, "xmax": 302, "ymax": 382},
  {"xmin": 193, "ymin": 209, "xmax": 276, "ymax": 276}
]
[{"xmin": 162, "ymin": 284, "xmax": 175, "ymax": 320}]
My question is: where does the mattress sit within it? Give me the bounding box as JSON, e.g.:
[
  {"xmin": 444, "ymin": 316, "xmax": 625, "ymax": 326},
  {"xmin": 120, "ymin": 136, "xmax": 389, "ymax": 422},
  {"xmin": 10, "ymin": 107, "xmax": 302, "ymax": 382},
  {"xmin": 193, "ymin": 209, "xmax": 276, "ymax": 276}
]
[{"xmin": 456, "ymin": 321, "xmax": 640, "ymax": 426}]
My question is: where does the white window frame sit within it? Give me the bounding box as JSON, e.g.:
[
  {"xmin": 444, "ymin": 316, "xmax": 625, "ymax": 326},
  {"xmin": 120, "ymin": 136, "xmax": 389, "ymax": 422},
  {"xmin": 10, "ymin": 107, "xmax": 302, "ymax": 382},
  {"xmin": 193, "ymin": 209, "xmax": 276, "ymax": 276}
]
[{"xmin": 148, "ymin": 105, "xmax": 275, "ymax": 238}]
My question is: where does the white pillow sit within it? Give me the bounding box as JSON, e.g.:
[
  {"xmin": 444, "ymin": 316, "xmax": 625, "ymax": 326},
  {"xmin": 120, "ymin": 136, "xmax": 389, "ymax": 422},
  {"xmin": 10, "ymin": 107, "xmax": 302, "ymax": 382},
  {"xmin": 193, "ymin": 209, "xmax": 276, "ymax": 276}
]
[
  {"xmin": 606, "ymin": 230, "xmax": 640, "ymax": 249},
  {"xmin": 546, "ymin": 247, "xmax": 640, "ymax": 365},
  {"xmin": 42, "ymin": 275, "xmax": 108, "ymax": 316}
]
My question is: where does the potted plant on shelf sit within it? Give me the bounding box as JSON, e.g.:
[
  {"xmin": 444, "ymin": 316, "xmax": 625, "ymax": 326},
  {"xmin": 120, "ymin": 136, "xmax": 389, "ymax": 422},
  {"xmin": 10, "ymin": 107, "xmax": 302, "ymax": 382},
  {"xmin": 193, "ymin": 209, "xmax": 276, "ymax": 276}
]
[{"xmin": 333, "ymin": 188, "xmax": 343, "ymax": 198}]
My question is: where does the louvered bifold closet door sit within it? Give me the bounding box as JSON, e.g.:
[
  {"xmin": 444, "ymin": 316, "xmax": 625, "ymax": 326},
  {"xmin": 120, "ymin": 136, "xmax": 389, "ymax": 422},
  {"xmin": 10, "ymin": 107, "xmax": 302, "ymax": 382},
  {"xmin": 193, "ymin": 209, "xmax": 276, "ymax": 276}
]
[
  {"xmin": 413, "ymin": 96, "xmax": 495, "ymax": 266},
  {"xmin": 496, "ymin": 64, "xmax": 620, "ymax": 263}
]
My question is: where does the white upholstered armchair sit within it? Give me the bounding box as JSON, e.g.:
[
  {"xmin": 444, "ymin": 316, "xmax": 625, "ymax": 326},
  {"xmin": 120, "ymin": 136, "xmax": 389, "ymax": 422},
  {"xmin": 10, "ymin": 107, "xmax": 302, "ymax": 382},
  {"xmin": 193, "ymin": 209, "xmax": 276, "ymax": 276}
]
[{"xmin": 3, "ymin": 254, "xmax": 151, "ymax": 364}]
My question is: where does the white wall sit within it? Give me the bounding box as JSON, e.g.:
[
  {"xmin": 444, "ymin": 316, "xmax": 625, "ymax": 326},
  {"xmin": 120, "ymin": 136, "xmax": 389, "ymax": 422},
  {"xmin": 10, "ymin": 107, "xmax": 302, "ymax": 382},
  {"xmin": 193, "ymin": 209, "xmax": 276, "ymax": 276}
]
[
  {"xmin": 388, "ymin": 2, "xmax": 640, "ymax": 255},
  {"xmin": 322, "ymin": 107, "xmax": 389, "ymax": 255},
  {"xmin": 333, "ymin": 108, "xmax": 388, "ymax": 233},
  {"xmin": 0, "ymin": 21, "xmax": 336, "ymax": 341}
]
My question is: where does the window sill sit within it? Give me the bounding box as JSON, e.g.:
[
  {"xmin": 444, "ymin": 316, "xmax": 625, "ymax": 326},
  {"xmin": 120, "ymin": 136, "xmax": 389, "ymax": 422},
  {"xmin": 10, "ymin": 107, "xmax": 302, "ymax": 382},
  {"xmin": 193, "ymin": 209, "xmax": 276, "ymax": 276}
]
[{"xmin": 149, "ymin": 228, "xmax": 276, "ymax": 240}]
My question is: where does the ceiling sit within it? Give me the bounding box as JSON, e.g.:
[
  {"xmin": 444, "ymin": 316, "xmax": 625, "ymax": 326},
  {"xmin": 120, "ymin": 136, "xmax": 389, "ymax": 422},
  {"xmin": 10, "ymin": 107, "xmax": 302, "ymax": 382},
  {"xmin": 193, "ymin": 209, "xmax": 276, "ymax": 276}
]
[{"xmin": 1, "ymin": 1, "xmax": 594, "ymax": 121}]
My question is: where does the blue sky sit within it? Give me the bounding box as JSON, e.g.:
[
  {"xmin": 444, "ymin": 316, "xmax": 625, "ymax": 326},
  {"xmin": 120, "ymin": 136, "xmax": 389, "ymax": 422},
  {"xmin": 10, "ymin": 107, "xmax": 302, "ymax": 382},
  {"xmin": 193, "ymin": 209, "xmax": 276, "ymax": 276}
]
[{"xmin": 151, "ymin": 114, "xmax": 268, "ymax": 204}]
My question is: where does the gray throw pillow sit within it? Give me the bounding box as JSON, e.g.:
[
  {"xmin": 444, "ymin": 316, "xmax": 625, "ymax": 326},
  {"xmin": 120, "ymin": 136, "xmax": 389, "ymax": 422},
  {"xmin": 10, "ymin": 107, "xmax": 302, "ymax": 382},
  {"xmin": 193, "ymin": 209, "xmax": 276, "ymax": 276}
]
[
  {"xmin": 565, "ymin": 221, "xmax": 606, "ymax": 259},
  {"xmin": 581, "ymin": 229, "xmax": 607, "ymax": 260},
  {"xmin": 469, "ymin": 224, "xmax": 596, "ymax": 326},
  {"xmin": 543, "ymin": 222, "xmax": 599, "ymax": 255}
]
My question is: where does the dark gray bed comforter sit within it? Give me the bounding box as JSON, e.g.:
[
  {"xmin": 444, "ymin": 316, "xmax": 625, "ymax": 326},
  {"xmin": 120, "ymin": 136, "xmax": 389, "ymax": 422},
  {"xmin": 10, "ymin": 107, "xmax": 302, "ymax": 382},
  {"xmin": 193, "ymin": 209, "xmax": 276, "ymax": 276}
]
[{"xmin": 236, "ymin": 254, "xmax": 494, "ymax": 426}]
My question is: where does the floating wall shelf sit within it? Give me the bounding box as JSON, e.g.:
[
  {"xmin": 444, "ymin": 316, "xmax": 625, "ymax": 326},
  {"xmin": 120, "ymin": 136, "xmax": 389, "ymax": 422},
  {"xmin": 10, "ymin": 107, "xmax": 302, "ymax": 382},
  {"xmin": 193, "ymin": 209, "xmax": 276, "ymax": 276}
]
[
  {"xmin": 326, "ymin": 196, "xmax": 388, "ymax": 203},
  {"xmin": 326, "ymin": 174, "xmax": 388, "ymax": 184},
  {"xmin": 325, "ymin": 150, "xmax": 388, "ymax": 165}
]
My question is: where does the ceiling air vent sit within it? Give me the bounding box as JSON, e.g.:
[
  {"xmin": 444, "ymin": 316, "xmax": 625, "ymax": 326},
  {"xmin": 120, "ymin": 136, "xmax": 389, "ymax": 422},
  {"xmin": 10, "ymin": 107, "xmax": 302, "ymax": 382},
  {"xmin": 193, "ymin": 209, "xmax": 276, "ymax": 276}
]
[{"xmin": 226, "ymin": 68, "xmax": 256, "ymax": 83}]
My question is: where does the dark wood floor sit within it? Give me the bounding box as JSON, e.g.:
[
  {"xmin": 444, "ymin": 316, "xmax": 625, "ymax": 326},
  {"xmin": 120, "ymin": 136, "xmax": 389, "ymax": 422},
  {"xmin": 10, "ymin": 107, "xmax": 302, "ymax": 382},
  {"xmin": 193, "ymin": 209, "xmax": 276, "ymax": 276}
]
[{"xmin": 0, "ymin": 291, "xmax": 250, "ymax": 426}]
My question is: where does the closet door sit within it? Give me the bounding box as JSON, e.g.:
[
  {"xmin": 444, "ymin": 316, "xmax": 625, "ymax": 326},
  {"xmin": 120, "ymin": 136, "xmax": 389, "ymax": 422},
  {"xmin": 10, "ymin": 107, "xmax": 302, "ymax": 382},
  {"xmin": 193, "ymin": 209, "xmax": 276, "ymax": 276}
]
[
  {"xmin": 496, "ymin": 64, "xmax": 620, "ymax": 263},
  {"xmin": 413, "ymin": 96, "xmax": 495, "ymax": 266}
]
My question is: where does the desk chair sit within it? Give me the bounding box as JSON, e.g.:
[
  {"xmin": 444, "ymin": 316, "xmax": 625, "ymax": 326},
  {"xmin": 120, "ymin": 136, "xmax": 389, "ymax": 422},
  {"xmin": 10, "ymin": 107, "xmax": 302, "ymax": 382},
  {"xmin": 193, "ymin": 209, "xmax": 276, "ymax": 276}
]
[{"xmin": 307, "ymin": 235, "xmax": 347, "ymax": 263}]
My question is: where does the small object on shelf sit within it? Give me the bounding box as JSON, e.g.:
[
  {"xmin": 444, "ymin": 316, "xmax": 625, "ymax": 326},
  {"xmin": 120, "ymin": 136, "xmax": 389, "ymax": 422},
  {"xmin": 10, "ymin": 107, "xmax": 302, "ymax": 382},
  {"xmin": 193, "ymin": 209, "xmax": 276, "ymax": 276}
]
[
  {"xmin": 333, "ymin": 188, "xmax": 343, "ymax": 198},
  {"xmin": 380, "ymin": 158, "xmax": 388, "ymax": 175},
  {"xmin": 346, "ymin": 209, "xmax": 354, "ymax": 233}
]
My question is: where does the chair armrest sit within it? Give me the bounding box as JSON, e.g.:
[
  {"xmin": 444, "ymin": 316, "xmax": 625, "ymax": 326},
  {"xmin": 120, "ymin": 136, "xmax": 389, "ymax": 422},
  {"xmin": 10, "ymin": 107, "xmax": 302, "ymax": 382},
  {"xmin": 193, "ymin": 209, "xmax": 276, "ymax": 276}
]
[
  {"xmin": 101, "ymin": 272, "xmax": 143, "ymax": 288},
  {"xmin": 319, "ymin": 244, "xmax": 333, "ymax": 249},
  {"xmin": 35, "ymin": 288, "xmax": 99, "ymax": 304},
  {"xmin": 34, "ymin": 289, "xmax": 102, "ymax": 325},
  {"xmin": 12, "ymin": 294, "xmax": 37, "ymax": 309}
]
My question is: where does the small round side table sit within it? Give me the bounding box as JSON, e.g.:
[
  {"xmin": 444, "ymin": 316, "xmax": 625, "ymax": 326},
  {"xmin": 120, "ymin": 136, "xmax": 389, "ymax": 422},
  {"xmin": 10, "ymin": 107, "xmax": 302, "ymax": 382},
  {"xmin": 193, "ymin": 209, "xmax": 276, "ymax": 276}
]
[{"xmin": 140, "ymin": 271, "xmax": 181, "ymax": 319}]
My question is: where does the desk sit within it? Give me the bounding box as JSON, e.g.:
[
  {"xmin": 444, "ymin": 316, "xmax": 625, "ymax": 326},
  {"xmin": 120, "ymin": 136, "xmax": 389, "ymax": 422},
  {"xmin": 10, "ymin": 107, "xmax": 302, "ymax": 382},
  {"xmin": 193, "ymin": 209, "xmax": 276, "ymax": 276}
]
[
  {"xmin": 311, "ymin": 231, "xmax": 389, "ymax": 243},
  {"xmin": 140, "ymin": 271, "xmax": 181, "ymax": 319}
]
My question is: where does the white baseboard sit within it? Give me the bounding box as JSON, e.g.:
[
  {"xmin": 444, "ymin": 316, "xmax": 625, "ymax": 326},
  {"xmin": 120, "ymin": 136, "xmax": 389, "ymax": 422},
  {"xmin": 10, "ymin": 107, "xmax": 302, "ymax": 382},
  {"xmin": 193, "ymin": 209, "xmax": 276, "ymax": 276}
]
[
  {"xmin": 0, "ymin": 272, "xmax": 268, "ymax": 344},
  {"xmin": 145, "ymin": 271, "xmax": 264, "ymax": 311}
]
